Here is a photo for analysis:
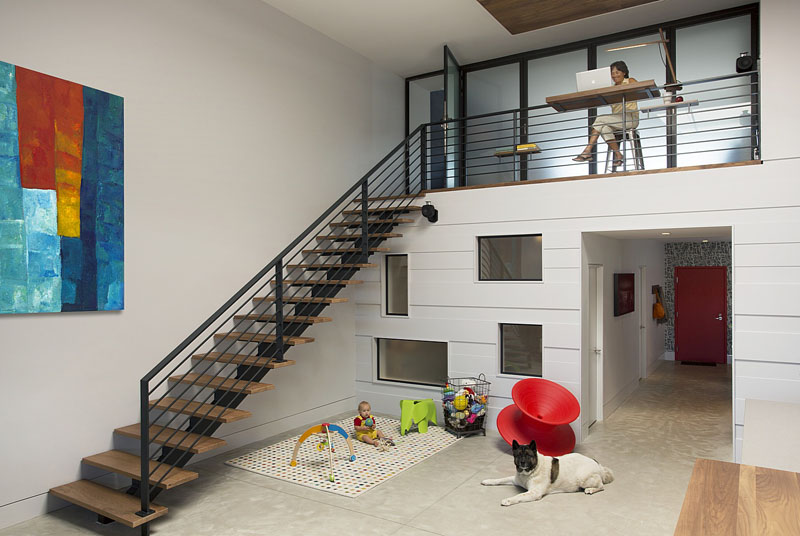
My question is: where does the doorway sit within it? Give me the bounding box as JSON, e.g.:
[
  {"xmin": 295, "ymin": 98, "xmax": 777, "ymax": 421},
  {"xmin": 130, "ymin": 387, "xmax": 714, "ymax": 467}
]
[
  {"xmin": 588, "ymin": 264, "xmax": 603, "ymax": 428},
  {"xmin": 674, "ymin": 266, "xmax": 727, "ymax": 364}
]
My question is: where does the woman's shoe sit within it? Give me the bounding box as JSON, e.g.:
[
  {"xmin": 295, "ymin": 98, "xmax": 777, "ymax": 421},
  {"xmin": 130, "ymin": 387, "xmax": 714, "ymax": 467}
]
[{"xmin": 572, "ymin": 154, "xmax": 594, "ymax": 162}]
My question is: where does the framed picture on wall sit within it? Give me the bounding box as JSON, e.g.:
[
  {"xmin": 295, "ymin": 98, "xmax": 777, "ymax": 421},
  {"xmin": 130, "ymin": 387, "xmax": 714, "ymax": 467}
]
[{"xmin": 614, "ymin": 273, "xmax": 635, "ymax": 316}]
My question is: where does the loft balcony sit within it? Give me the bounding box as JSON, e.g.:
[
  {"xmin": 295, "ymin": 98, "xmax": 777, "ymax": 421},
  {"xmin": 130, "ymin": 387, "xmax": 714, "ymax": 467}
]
[{"xmin": 407, "ymin": 71, "xmax": 759, "ymax": 191}]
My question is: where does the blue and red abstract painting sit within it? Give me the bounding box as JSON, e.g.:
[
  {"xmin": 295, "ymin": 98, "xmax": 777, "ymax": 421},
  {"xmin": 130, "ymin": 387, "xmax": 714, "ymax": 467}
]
[{"xmin": 0, "ymin": 61, "xmax": 123, "ymax": 313}]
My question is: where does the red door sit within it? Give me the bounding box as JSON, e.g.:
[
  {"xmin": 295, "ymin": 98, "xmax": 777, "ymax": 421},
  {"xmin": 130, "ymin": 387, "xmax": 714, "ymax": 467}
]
[{"xmin": 674, "ymin": 266, "xmax": 727, "ymax": 364}]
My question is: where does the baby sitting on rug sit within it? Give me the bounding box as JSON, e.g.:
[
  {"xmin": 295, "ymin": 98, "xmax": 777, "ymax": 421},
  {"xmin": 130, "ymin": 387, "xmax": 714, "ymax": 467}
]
[{"xmin": 353, "ymin": 400, "xmax": 394, "ymax": 450}]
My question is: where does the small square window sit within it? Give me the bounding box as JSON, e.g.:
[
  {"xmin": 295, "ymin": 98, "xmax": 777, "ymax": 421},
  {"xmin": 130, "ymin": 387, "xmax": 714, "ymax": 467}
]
[
  {"xmin": 377, "ymin": 338, "xmax": 447, "ymax": 386},
  {"xmin": 385, "ymin": 254, "xmax": 408, "ymax": 316},
  {"xmin": 501, "ymin": 324, "xmax": 542, "ymax": 376},
  {"xmin": 478, "ymin": 235, "xmax": 542, "ymax": 281}
]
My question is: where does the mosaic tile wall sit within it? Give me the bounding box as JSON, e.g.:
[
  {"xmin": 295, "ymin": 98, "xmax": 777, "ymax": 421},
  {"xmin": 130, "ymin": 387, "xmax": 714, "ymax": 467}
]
[{"xmin": 664, "ymin": 241, "xmax": 732, "ymax": 354}]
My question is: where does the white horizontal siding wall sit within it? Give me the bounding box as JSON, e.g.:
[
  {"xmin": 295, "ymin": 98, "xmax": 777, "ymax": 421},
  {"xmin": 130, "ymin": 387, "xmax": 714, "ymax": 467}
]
[
  {"xmin": 356, "ymin": 159, "xmax": 800, "ymax": 453},
  {"xmin": 732, "ymin": 223, "xmax": 800, "ymax": 460}
]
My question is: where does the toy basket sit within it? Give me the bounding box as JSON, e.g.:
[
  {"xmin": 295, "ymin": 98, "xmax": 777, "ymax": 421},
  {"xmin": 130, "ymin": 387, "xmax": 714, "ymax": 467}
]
[{"xmin": 441, "ymin": 374, "xmax": 491, "ymax": 438}]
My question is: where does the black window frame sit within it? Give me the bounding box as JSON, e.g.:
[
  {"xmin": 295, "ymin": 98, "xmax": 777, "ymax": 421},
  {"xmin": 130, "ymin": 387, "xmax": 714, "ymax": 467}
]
[
  {"xmin": 477, "ymin": 233, "xmax": 543, "ymax": 282},
  {"xmin": 376, "ymin": 337, "xmax": 448, "ymax": 387},
  {"xmin": 404, "ymin": 4, "xmax": 759, "ymax": 138},
  {"xmin": 500, "ymin": 323, "xmax": 543, "ymax": 377},
  {"xmin": 384, "ymin": 253, "xmax": 409, "ymax": 317}
]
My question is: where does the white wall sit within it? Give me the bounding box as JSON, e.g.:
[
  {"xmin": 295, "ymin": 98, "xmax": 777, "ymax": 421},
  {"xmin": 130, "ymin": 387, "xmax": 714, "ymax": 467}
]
[
  {"xmin": 760, "ymin": 0, "xmax": 800, "ymax": 160},
  {"xmin": 624, "ymin": 239, "xmax": 667, "ymax": 375},
  {"xmin": 354, "ymin": 158, "xmax": 800, "ymax": 455},
  {"xmin": 0, "ymin": 0, "xmax": 402, "ymax": 529}
]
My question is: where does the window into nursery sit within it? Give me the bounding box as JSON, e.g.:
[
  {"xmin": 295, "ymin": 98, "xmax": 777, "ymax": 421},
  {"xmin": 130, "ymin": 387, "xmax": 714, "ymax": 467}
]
[
  {"xmin": 385, "ymin": 254, "xmax": 408, "ymax": 316},
  {"xmin": 478, "ymin": 234, "xmax": 542, "ymax": 281},
  {"xmin": 377, "ymin": 338, "xmax": 447, "ymax": 386},
  {"xmin": 501, "ymin": 324, "xmax": 543, "ymax": 376}
]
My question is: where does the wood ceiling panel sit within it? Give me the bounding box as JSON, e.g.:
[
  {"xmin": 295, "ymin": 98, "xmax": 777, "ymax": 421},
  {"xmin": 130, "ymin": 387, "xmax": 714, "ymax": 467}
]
[{"xmin": 478, "ymin": 0, "xmax": 661, "ymax": 35}]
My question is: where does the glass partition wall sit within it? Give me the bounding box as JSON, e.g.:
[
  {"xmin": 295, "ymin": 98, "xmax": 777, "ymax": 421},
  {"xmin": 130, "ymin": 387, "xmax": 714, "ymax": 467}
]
[
  {"xmin": 676, "ymin": 15, "xmax": 753, "ymax": 165},
  {"xmin": 405, "ymin": 5, "xmax": 758, "ymax": 188},
  {"xmin": 466, "ymin": 64, "xmax": 520, "ymax": 185},
  {"xmin": 527, "ymin": 50, "xmax": 587, "ymax": 180}
]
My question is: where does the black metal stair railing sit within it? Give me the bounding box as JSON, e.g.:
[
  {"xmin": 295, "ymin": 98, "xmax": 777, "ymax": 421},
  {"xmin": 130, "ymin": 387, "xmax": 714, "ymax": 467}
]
[{"xmin": 135, "ymin": 125, "xmax": 428, "ymax": 529}]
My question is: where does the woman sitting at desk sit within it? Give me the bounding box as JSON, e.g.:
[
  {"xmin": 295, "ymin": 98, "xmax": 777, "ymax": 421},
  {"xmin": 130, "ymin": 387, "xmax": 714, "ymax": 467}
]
[{"xmin": 573, "ymin": 61, "xmax": 638, "ymax": 168}]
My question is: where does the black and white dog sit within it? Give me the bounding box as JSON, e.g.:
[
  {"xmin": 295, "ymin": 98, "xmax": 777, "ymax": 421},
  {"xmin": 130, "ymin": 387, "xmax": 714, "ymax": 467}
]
[{"xmin": 481, "ymin": 440, "xmax": 614, "ymax": 506}]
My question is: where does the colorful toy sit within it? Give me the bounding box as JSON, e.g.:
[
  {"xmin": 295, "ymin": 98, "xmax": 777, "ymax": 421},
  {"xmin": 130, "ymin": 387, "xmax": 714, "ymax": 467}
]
[
  {"xmin": 399, "ymin": 398, "xmax": 438, "ymax": 435},
  {"xmin": 453, "ymin": 395, "xmax": 468, "ymax": 411},
  {"xmin": 290, "ymin": 422, "xmax": 356, "ymax": 481},
  {"xmin": 364, "ymin": 418, "xmax": 374, "ymax": 428}
]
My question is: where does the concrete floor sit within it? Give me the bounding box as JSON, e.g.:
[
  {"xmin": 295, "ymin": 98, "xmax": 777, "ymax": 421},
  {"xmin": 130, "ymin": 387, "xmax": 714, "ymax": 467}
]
[{"xmin": 1, "ymin": 360, "xmax": 732, "ymax": 536}]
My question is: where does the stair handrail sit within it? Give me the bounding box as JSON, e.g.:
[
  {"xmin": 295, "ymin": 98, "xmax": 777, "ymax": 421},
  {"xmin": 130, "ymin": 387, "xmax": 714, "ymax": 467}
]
[{"xmin": 137, "ymin": 123, "xmax": 425, "ymax": 518}]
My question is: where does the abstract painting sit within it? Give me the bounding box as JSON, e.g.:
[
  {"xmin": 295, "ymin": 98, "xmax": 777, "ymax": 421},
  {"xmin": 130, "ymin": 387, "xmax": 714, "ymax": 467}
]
[
  {"xmin": 613, "ymin": 273, "xmax": 635, "ymax": 317},
  {"xmin": 0, "ymin": 61, "xmax": 123, "ymax": 314}
]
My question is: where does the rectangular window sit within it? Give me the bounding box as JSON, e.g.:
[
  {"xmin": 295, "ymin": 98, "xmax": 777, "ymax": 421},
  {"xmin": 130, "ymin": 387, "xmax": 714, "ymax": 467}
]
[
  {"xmin": 501, "ymin": 324, "xmax": 542, "ymax": 376},
  {"xmin": 377, "ymin": 338, "xmax": 447, "ymax": 386},
  {"xmin": 478, "ymin": 234, "xmax": 542, "ymax": 281},
  {"xmin": 385, "ymin": 254, "xmax": 408, "ymax": 316}
]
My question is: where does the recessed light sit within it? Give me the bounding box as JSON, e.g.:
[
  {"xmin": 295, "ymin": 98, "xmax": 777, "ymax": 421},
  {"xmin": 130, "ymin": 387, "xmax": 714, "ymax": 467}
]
[
  {"xmin": 702, "ymin": 239, "xmax": 709, "ymax": 243},
  {"xmin": 661, "ymin": 232, "xmax": 671, "ymax": 236}
]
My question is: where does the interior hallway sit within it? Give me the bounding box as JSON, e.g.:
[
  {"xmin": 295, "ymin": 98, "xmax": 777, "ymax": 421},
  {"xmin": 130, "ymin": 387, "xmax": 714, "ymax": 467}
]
[{"xmin": 1, "ymin": 360, "xmax": 732, "ymax": 536}]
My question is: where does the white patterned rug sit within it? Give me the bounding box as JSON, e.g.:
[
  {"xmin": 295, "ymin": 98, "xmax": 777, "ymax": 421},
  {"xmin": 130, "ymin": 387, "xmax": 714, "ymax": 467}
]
[{"xmin": 225, "ymin": 417, "xmax": 460, "ymax": 498}]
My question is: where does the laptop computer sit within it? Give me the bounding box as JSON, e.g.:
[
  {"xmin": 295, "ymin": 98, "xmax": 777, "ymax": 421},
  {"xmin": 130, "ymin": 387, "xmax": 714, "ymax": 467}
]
[{"xmin": 576, "ymin": 67, "xmax": 612, "ymax": 92}]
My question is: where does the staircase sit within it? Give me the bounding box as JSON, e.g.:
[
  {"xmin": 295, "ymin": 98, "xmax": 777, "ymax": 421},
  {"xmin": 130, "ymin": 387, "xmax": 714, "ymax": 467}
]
[{"xmin": 49, "ymin": 127, "xmax": 431, "ymax": 534}]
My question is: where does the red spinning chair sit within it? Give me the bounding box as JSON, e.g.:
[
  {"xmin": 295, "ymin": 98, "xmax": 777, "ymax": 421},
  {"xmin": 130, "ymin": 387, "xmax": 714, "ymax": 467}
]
[{"xmin": 496, "ymin": 378, "xmax": 580, "ymax": 456}]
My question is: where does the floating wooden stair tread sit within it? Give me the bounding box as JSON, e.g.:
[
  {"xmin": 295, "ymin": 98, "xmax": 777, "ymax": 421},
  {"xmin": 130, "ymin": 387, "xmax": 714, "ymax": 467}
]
[
  {"xmin": 302, "ymin": 247, "xmax": 390, "ymax": 254},
  {"xmin": 192, "ymin": 352, "xmax": 296, "ymax": 368},
  {"xmin": 272, "ymin": 278, "xmax": 362, "ymax": 286},
  {"xmin": 115, "ymin": 424, "xmax": 226, "ymax": 454},
  {"xmin": 168, "ymin": 373, "xmax": 275, "ymax": 394},
  {"xmin": 286, "ymin": 263, "xmax": 378, "ymax": 270},
  {"xmin": 330, "ymin": 219, "xmax": 414, "ymax": 227},
  {"xmin": 50, "ymin": 480, "xmax": 167, "ymax": 528},
  {"xmin": 343, "ymin": 205, "xmax": 422, "ymax": 215},
  {"xmin": 212, "ymin": 332, "xmax": 314, "ymax": 344},
  {"xmin": 82, "ymin": 450, "xmax": 198, "ymax": 489},
  {"xmin": 353, "ymin": 194, "xmax": 423, "ymax": 203},
  {"xmin": 234, "ymin": 313, "xmax": 333, "ymax": 324},
  {"xmin": 254, "ymin": 295, "xmax": 347, "ymax": 304},
  {"xmin": 315, "ymin": 232, "xmax": 402, "ymax": 241},
  {"xmin": 149, "ymin": 397, "xmax": 252, "ymax": 423}
]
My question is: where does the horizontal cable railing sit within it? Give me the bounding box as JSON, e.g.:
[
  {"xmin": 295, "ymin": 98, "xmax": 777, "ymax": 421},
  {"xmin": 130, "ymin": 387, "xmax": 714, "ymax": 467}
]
[
  {"xmin": 134, "ymin": 70, "xmax": 759, "ymax": 524},
  {"xmin": 419, "ymin": 71, "xmax": 758, "ymax": 187}
]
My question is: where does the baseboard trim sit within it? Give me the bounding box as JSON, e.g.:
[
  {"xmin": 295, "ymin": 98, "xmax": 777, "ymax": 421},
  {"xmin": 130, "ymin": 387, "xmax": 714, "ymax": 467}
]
[
  {"xmin": 603, "ymin": 377, "xmax": 639, "ymax": 420},
  {"xmin": 664, "ymin": 350, "xmax": 675, "ymax": 361}
]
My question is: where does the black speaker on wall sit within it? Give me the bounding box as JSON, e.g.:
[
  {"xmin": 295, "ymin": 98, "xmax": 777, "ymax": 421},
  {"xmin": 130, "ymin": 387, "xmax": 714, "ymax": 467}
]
[{"xmin": 736, "ymin": 52, "xmax": 755, "ymax": 73}]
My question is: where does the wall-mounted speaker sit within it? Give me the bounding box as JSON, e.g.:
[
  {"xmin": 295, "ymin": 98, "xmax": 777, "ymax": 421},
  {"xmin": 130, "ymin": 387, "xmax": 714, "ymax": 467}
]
[{"xmin": 736, "ymin": 52, "xmax": 755, "ymax": 73}]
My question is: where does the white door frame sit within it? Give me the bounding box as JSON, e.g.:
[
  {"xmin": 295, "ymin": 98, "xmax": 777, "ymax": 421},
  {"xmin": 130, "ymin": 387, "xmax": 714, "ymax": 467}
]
[
  {"xmin": 639, "ymin": 265, "xmax": 648, "ymax": 379},
  {"xmin": 588, "ymin": 264, "xmax": 604, "ymax": 426}
]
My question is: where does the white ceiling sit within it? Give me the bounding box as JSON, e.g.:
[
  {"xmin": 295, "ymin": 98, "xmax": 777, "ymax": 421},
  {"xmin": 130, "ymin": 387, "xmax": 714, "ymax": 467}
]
[
  {"xmin": 260, "ymin": 0, "xmax": 754, "ymax": 77},
  {"xmin": 591, "ymin": 226, "xmax": 732, "ymax": 242}
]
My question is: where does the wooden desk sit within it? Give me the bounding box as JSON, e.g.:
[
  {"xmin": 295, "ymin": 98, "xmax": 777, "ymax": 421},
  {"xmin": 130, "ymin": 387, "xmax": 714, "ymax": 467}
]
[
  {"xmin": 546, "ymin": 80, "xmax": 660, "ymax": 112},
  {"xmin": 674, "ymin": 458, "xmax": 800, "ymax": 535}
]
